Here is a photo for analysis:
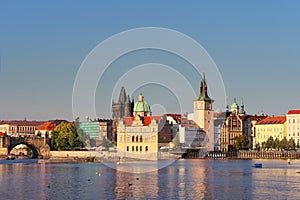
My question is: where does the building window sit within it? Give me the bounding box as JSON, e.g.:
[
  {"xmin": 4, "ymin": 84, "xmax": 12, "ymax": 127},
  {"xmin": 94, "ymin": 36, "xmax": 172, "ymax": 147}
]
[
  {"xmin": 136, "ymin": 146, "xmax": 138, "ymax": 151},
  {"xmin": 132, "ymin": 146, "xmax": 134, "ymax": 151},
  {"xmin": 126, "ymin": 146, "xmax": 129, "ymax": 151},
  {"xmin": 136, "ymin": 136, "xmax": 139, "ymax": 142},
  {"xmin": 140, "ymin": 136, "xmax": 143, "ymax": 142},
  {"xmin": 140, "ymin": 146, "xmax": 142, "ymax": 151},
  {"xmin": 132, "ymin": 136, "xmax": 135, "ymax": 142},
  {"xmin": 145, "ymin": 146, "xmax": 148, "ymax": 152}
]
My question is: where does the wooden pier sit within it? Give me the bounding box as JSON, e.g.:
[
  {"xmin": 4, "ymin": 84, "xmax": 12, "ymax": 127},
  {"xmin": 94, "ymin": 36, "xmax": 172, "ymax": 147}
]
[
  {"xmin": 237, "ymin": 151, "xmax": 300, "ymax": 159},
  {"xmin": 206, "ymin": 151, "xmax": 300, "ymax": 159}
]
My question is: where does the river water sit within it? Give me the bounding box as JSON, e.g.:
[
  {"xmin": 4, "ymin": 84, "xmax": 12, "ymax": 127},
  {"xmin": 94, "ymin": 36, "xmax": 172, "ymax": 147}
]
[{"xmin": 0, "ymin": 159, "xmax": 299, "ymax": 200}]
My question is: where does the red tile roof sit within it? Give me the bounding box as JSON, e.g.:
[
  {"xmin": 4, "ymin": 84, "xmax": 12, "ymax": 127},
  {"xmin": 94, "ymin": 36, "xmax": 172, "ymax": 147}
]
[
  {"xmin": 123, "ymin": 116, "xmax": 163, "ymax": 126},
  {"xmin": 287, "ymin": 110, "xmax": 300, "ymax": 115},
  {"xmin": 0, "ymin": 120, "xmax": 45, "ymax": 126},
  {"xmin": 165, "ymin": 114, "xmax": 182, "ymax": 123},
  {"xmin": 0, "ymin": 132, "xmax": 4, "ymax": 136},
  {"xmin": 180, "ymin": 119, "xmax": 200, "ymax": 129},
  {"xmin": 256, "ymin": 116, "xmax": 286, "ymax": 125},
  {"xmin": 214, "ymin": 112, "xmax": 223, "ymax": 118},
  {"xmin": 36, "ymin": 122, "xmax": 57, "ymax": 131},
  {"xmin": 247, "ymin": 115, "xmax": 268, "ymax": 121}
]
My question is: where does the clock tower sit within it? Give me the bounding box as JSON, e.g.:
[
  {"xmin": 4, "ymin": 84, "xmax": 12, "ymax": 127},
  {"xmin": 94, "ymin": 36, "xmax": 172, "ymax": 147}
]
[{"xmin": 193, "ymin": 73, "xmax": 214, "ymax": 149}]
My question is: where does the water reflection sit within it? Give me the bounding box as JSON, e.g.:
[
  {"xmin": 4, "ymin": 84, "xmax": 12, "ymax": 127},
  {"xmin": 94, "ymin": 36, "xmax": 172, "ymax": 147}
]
[{"xmin": 0, "ymin": 160, "xmax": 300, "ymax": 199}]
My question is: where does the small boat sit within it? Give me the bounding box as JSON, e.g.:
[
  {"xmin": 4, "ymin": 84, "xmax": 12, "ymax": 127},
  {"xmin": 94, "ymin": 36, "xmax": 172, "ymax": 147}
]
[{"xmin": 254, "ymin": 163, "xmax": 262, "ymax": 168}]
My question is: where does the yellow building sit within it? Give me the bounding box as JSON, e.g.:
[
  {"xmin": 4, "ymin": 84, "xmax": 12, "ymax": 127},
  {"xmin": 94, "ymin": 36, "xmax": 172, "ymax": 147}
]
[
  {"xmin": 117, "ymin": 116, "xmax": 161, "ymax": 160},
  {"xmin": 255, "ymin": 116, "xmax": 286, "ymax": 147},
  {"xmin": 117, "ymin": 94, "xmax": 161, "ymax": 160},
  {"xmin": 286, "ymin": 110, "xmax": 300, "ymax": 145}
]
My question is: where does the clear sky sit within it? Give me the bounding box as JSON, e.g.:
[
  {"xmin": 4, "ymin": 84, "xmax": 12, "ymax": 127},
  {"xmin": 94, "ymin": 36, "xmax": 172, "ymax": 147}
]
[{"xmin": 0, "ymin": 1, "xmax": 300, "ymax": 121}]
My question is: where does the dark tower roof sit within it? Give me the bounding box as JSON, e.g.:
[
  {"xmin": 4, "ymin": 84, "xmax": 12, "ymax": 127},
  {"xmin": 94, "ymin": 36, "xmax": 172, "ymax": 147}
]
[
  {"xmin": 118, "ymin": 86, "xmax": 127, "ymax": 104},
  {"xmin": 198, "ymin": 72, "xmax": 213, "ymax": 101}
]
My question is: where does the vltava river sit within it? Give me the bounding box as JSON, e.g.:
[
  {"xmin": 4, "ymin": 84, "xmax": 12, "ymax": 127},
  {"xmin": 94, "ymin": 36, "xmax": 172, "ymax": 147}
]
[{"xmin": 0, "ymin": 159, "xmax": 300, "ymax": 200}]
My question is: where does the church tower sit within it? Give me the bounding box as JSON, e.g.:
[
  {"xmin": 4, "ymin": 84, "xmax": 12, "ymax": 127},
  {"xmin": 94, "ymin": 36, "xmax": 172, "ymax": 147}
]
[
  {"xmin": 112, "ymin": 86, "xmax": 133, "ymax": 119},
  {"xmin": 193, "ymin": 73, "xmax": 214, "ymax": 149}
]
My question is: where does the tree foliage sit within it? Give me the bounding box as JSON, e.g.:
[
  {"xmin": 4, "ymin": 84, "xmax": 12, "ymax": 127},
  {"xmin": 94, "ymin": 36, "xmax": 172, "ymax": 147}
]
[
  {"xmin": 51, "ymin": 122, "xmax": 83, "ymax": 150},
  {"xmin": 234, "ymin": 134, "xmax": 250, "ymax": 150},
  {"xmin": 259, "ymin": 136, "xmax": 296, "ymax": 151}
]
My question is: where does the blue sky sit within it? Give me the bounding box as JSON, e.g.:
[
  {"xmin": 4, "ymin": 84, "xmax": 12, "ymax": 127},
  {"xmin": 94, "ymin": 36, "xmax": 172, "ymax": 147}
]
[{"xmin": 0, "ymin": 1, "xmax": 300, "ymax": 120}]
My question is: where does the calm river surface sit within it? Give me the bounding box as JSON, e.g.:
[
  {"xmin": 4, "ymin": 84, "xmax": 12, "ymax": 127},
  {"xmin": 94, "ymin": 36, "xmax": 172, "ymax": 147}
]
[{"xmin": 0, "ymin": 159, "xmax": 300, "ymax": 200}]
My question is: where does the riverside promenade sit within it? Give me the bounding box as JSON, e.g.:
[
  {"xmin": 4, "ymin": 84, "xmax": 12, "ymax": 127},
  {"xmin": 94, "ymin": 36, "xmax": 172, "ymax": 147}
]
[{"xmin": 207, "ymin": 151, "xmax": 300, "ymax": 159}]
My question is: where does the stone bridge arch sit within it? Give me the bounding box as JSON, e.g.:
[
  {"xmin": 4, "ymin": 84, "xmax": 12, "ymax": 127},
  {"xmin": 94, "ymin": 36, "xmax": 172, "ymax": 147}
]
[
  {"xmin": 7, "ymin": 137, "xmax": 50, "ymax": 159},
  {"xmin": 8, "ymin": 142, "xmax": 40, "ymax": 158}
]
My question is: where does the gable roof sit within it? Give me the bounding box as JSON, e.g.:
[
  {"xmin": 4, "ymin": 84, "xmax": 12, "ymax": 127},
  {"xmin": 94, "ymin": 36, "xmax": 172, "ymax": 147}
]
[
  {"xmin": 0, "ymin": 120, "xmax": 45, "ymax": 126},
  {"xmin": 256, "ymin": 116, "xmax": 286, "ymax": 125},
  {"xmin": 123, "ymin": 116, "xmax": 163, "ymax": 126},
  {"xmin": 287, "ymin": 110, "xmax": 300, "ymax": 115}
]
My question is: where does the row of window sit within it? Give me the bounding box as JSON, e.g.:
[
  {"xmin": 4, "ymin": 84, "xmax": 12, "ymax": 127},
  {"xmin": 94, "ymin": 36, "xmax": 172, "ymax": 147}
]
[
  {"xmin": 288, "ymin": 119, "xmax": 300, "ymax": 123},
  {"xmin": 119, "ymin": 135, "xmax": 157, "ymax": 143},
  {"xmin": 288, "ymin": 126, "xmax": 300, "ymax": 130},
  {"xmin": 257, "ymin": 128, "xmax": 283, "ymax": 132},
  {"xmin": 257, "ymin": 134, "xmax": 283, "ymax": 139},
  {"xmin": 126, "ymin": 146, "xmax": 148, "ymax": 152},
  {"xmin": 11, "ymin": 127, "xmax": 35, "ymax": 131},
  {"xmin": 288, "ymin": 132, "xmax": 300, "ymax": 137}
]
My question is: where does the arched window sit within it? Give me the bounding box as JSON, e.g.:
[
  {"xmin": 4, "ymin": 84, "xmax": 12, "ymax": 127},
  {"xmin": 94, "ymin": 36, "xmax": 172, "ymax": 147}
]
[
  {"xmin": 145, "ymin": 146, "xmax": 148, "ymax": 152},
  {"xmin": 136, "ymin": 136, "xmax": 139, "ymax": 142},
  {"xmin": 132, "ymin": 136, "xmax": 135, "ymax": 142},
  {"xmin": 126, "ymin": 146, "xmax": 129, "ymax": 151},
  {"xmin": 140, "ymin": 136, "xmax": 143, "ymax": 142}
]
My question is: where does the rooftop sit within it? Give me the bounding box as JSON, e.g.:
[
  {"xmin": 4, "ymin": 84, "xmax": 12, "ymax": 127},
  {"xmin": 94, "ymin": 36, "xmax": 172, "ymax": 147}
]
[
  {"xmin": 0, "ymin": 120, "xmax": 45, "ymax": 126},
  {"xmin": 256, "ymin": 116, "xmax": 286, "ymax": 125},
  {"xmin": 287, "ymin": 110, "xmax": 300, "ymax": 115},
  {"xmin": 123, "ymin": 116, "xmax": 163, "ymax": 126}
]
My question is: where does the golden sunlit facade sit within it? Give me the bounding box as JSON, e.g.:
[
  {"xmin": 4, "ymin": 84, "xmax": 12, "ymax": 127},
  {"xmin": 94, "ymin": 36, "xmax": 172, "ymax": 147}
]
[{"xmin": 255, "ymin": 116, "xmax": 286, "ymax": 146}]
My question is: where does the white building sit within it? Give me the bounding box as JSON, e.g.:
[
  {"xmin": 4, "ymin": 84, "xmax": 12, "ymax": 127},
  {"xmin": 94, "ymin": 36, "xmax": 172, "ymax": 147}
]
[{"xmin": 286, "ymin": 110, "xmax": 300, "ymax": 146}]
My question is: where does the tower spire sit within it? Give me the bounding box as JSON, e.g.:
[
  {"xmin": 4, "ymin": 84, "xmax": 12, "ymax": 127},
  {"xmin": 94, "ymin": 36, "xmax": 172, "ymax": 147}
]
[
  {"xmin": 118, "ymin": 86, "xmax": 127, "ymax": 104},
  {"xmin": 199, "ymin": 72, "xmax": 212, "ymax": 101}
]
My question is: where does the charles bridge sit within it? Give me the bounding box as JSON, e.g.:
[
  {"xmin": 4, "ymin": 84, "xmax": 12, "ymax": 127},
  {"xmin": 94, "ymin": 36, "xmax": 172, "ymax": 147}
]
[{"xmin": 0, "ymin": 136, "xmax": 50, "ymax": 158}]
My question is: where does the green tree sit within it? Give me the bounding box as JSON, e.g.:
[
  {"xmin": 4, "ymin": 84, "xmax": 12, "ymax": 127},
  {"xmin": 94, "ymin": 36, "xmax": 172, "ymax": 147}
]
[
  {"xmin": 273, "ymin": 138, "xmax": 280, "ymax": 150},
  {"xmin": 288, "ymin": 138, "xmax": 296, "ymax": 150},
  {"xmin": 279, "ymin": 137, "xmax": 288, "ymax": 150},
  {"xmin": 265, "ymin": 136, "xmax": 274, "ymax": 150},
  {"xmin": 234, "ymin": 134, "xmax": 250, "ymax": 151},
  {"xmin": 51, "ymin": 122, "xmax": 83, "ymax": 150},
  {"xmin": 74, "ymin": 118, "xmax": 88, "ymax": 146},
  {"xmin": 261, "ymin": 141, "xmax": 266, "ymax": 150}
]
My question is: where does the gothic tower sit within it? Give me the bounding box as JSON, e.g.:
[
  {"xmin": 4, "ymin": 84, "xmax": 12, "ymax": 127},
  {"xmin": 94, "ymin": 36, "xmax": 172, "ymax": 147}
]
[
  {"xmin": 112, "ymin": 86, "xmax": 133, "ymax": 119},
  {"xmin": 193, "ymin": 73, "xmax": 214, "ymax": 150}
]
